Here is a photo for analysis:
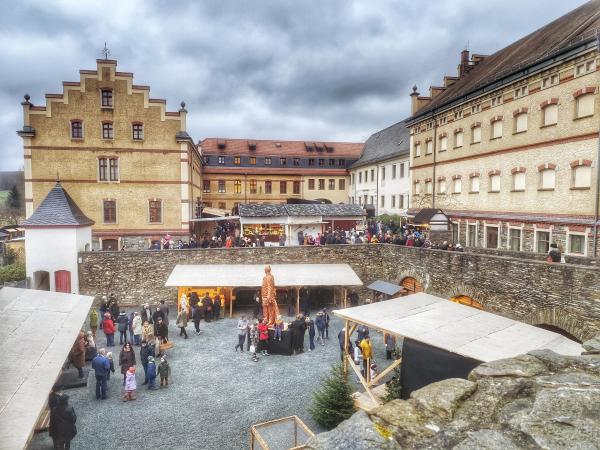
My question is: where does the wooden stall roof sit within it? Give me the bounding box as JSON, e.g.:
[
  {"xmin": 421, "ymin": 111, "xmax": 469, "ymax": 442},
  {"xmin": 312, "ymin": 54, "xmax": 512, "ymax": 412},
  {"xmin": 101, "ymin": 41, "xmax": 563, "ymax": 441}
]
[
  {"xmin": 0, "ymin": 287, "xmax": 94, "ymax": 450},
  {"xmin": 333, "ymin": 293, "xmax": 582, "ymax": 362},
  {"xmin": 165, "ymin": 264, "xmax": 363, "ymax": 288}
]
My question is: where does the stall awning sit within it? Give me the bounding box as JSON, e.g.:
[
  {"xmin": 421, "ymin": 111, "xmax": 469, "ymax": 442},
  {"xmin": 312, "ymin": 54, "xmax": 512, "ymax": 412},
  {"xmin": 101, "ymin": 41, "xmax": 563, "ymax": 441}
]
[
  {"xmin": 367, "ymin": 280, "xmax": 402, "ymax": 296},
  {"xmin": 0, "ymin": 287, "xmax": 94, "ymax": 450},
  {"xmin": 189, "ymin": 216, "xmax": 240, "ymax": 222},
  {"xmin": 165, "ymin": 264, "xmax": 363, "ymax": 288},
  {"xmin": 333, "ymin": 293, "xmax": 582, "ymax": 362}
]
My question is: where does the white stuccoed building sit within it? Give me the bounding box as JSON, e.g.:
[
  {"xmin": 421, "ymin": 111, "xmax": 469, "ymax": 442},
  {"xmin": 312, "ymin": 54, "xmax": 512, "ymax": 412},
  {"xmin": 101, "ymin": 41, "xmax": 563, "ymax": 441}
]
[
  {"xmin": 348, "ymin": 121, "xmax": 411, "ymax": 217},
  {"xmin": 23, "ymin": 181, "xmax": 94, "ymax": 294}
]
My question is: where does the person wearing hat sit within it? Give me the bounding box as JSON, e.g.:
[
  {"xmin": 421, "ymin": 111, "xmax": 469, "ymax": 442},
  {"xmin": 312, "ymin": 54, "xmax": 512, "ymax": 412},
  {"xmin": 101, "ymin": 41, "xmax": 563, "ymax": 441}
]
[
  {"xmin": 102, "ymin": 312, "xmax": 115, "ymax": 347},
  {"xmin": 158, "ymin": 356, "xmax": 171, "ymax": 387}
]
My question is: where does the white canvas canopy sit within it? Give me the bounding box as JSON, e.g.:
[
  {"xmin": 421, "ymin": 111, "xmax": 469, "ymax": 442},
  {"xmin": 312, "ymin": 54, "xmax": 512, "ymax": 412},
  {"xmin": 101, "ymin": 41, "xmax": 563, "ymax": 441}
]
[
  {"xmin": 333, "ymin": 292, "xmax": 582, "ymax": 362},
  {"xmin": 165, "ymin": 263, "xmax": 363, "ymax": 288},
  {"xmin": 0, "ymin": 287, "xmax": 94, "ymax": 450}
]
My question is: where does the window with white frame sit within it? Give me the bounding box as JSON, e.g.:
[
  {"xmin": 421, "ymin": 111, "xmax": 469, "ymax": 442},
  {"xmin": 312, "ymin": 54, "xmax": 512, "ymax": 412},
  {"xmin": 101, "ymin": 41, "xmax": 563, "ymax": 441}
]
[
  {"xmin": 491, "ymin": 95, "xmax": 502, "ymax": 107},
  {"xmin": 426, "ymin": 140, "xmax": 433, "ymax": 154},
  {"xmin": 102, "ymin": 122, "xmax": 114, "ymax": 139},
  {"xmin": 568, "ymin": 232, "xmax": 586, "ymax": 255},
  {"xmin": 468, "ymin": 224, "xmax": 477, "ymax": 247},
  {"xmin": 400, "ymin": 163, "xmax": 405, "ymax": 178},
  {"xmin": 514, "ymin": 86, "xmax": 528, "ymax": 98},
  {"xmin": 535, "ymin": 230, "xmax": 550, "ymax": 253},
  {"xmin": 489, "ymin": 173, "xmax": 501, "ymax": 192},
  {"xmin": 491, "ymin": 120, "xmax": 503, "ymax": 139},
  {"xmin": 575, "ymin": 59, "xmax": 596, "ymax": 77},
  {"xmin": 542, "ymin": 74, "xmax": 559, "ymax": 89},
  {"xmin": 414, "ymin": 182, "xmax": 421, "ymax": 195},
  {"xmin": 380, "ymin": 196, "xmax": 385, "ymax": 207},
  {"xmin": 71, "ymin": 120, "xmax": 83, "ymax": 139},
  {"xmin": 437, "ymin": 116, "xmax": 447, "ymax": 126},
  {"xmin": 454, "ymin": 130, "xmax": 464, "ymax": 147},
  {"xmin": 515, "ymin": 113, "xmax": 527, "ymax": 133},
  {"xmin": 425, "ymin": 180, "xmax": 432, "ymax": 194},
  {"xmin": 513, "ymin": 172, "xmax": 526, "ymax": 191},
  {"xmin": 470, "ymin": 176, "xmax": 480, "ymax": 193},
  {"xmin": 572, "ymin": 165, "xmax": 592, "ymax": 188},
  {"xmin": 148, "ymin": 199, "xmax": 162, "ymax": 223},
  {"xmin": 392, "ymin": 164, "xmax": 397, "ymax": 179},
  {"xmin": 381, "ymin": 167, "xmax": 386, "ymax": 180},
  {"xmin": 471, "ymin": 125, "xmax": 481, "ymax": 143},
  {"xmin": 485, "ymin": 226, "xmax": 499, "ymax": 248},
  {"xmin": 414, "ymin": 143, "xmax": 421, "ymax": 157},
  {"xmin": 539, "ymin": 168, "xmax": 556, "ymax": 190},
  {"xmin": 509, "ymin": 228, "xmax": 521, "ymax": 251},
  {"xmin": 438, "ymin": 179, "xmax": 446, "ymax": 194},
  {"xmin": 439, "ymin": 135, "xmax": 448, "ymax": 151},
  {"xmin": 453, "ymin": 178, "xmax": 461, "ymax": 193},
  {"xmin": 576, "ymin": 94, "xmax": 595, "ymax": 118},
  {"xmin": 542, "ymin": 104, "xmax": 558, "ymax": 126},
  {"xmin": 391, "ymin": 195, "xmax": 396, "ymax": 208},
  {"xmin": 471, "ymin": 104, "xmax": 481, "ymax": 114},
  {"xmin": 454, "ymin": 110, "xmax": 463, "ymax": 120}
]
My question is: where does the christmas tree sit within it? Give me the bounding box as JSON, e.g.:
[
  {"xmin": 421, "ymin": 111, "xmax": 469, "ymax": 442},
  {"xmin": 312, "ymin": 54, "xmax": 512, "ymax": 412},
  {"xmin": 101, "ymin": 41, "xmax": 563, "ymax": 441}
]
[
  {"xmin": 383, "ymin": 362, "xmax": 402, "ymax": 402},
  {"xmin": 309, "ymin": 363, "xmax": 355, "ymax": 430}
]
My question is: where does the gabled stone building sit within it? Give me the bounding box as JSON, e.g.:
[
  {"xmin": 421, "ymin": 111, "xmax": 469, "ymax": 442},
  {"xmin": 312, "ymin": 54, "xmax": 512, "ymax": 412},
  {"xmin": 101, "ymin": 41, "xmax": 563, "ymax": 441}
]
[
  {"xmin": 17, "ymin": 59, "xmax": 201, "ymax": 250},
  {"xmin": 406, "ymin": 0, "xmax": 600, "ymax": 256}
]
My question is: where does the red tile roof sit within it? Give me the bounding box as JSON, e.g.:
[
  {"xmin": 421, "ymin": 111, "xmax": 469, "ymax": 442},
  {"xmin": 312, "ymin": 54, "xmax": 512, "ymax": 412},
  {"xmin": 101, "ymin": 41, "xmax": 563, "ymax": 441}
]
[{"xmin": 200, "ymin": 138, "xmax": 364, "ymax": 158}]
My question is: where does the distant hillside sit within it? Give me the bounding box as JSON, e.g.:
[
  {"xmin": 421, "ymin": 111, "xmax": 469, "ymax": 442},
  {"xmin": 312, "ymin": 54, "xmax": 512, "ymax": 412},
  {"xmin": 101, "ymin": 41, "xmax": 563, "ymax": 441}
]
[{"xmin": 0, "ymin": 171, "xmax": 24, "ymax": 191}]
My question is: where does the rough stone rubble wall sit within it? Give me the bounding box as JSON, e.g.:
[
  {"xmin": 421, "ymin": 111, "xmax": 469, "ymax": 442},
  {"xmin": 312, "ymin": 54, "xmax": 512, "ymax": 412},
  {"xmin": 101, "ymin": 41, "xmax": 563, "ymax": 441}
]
[{"xmin": 78, "ymin": 244, "xmax": 600, "ymax": 340}]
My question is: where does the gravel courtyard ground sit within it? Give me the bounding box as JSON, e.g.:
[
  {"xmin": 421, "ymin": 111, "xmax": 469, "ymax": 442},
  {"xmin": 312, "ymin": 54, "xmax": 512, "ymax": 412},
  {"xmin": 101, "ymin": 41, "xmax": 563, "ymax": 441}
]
[{"xmin": 29, "ymin": 309, "xmax": 389, "ymax": 450}]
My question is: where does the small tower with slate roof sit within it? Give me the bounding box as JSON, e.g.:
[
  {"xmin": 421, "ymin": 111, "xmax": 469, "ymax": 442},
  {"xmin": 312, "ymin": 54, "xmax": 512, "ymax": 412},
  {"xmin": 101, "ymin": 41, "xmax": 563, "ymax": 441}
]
[{"xmin": 22, "ymin": 181, "xmax": 94, "ymax": 294}]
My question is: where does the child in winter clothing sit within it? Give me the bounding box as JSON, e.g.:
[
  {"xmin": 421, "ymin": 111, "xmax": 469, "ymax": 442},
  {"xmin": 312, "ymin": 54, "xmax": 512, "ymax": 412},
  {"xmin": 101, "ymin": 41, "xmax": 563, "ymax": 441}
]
[
  {"xmin": 257, "ymin": 319, "xmax": 269, "ymax": 356},
  {"xmin": 147, "ymin": 356, "xmax": 157, "ymax": 390},
  {"xmin": 249, "ymin": 320, "xmax": 259, "ymax": 362},
  {"xmin": 122, "ymin": 366, "xmax": 137, "ymax": 401},
  {"xmin": 158, "ymin": 356, "xmax": 171, "ymax": 387},
  {"xmin": 106, "ymin": 352, "xmax": 116, "ymax": 380},
  {"xmin": 273, "ymin": 315, "xmax": 284, "ymax": 341}
]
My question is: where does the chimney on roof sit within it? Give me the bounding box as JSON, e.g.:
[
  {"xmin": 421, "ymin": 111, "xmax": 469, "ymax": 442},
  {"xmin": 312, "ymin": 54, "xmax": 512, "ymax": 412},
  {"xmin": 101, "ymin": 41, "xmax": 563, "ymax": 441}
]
[
  {"xmin": 443, "ymin": 76, "xmax": 459, "ymax": 87},
  {"xmin": 458, "ymin": 49, "xmax": 470, "ymax": 77},
  {"xmin": 429, "ymin": 86, "xmax": 446, "ymax": 98},
  {"xmin": 410, "ymin": 85, "xmax": 420, "ymax": 115}
]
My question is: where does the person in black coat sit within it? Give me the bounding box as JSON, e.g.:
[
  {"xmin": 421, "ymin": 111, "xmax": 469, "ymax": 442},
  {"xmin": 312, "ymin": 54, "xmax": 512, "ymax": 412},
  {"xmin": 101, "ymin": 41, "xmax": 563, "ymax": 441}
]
[
  {"xmin": 49, "ymin": 394, "xmax": 77, "ymax": 449},
  {"xmin": 202, "ymin": 293, "xmax": 212, "ymax": 322},
  {"xmin": 155, "ymin": 317, "xmax": 168, "ymax": 343},
  {"xmin": 290, "ymin": 314, "xmax": 307, "ymax": 354},
  {"xmin": 140, "ymin": 340, "xmax": 155, "ymax": 385},
  {"xmin": 213, "ymin": 294, "xmax": 221, "ymax": 320},
  {"xmin": 152, "ymin": 307, "xmax": 165, "ymax": 334},
  {"xmin": 109, "ymin": 299, "xmax": 120, "ymax": 322}
]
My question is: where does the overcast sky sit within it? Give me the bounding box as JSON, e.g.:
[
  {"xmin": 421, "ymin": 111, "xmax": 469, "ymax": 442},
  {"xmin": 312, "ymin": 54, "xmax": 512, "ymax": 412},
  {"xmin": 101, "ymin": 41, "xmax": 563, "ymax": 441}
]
[{"xmin": 0, "ymin": 0, "xmax": 588, "ymax": 171}]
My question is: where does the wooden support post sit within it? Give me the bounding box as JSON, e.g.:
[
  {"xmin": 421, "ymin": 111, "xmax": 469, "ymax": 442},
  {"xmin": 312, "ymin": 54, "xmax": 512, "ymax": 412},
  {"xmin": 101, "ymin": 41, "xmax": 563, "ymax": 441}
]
[
  {"xmin": 296, "ymin": 287, "xmax": 300, "ymax": 316},
  {"xmin": 346, "ymin": 353, "xmax": 379, "ymax": 405},
  {"xmin": 229, "ymin": 288, "xmax": 233, "ymax": 318},
  {"xmin": 368, "ymin": 357, "xmax": 402, "ymax": 387},
  {"xmin": 343, "ymin": 320, "xmax": 349, "ymax": 374},
  {"xmin": 342, "ymin": 287, "xmax": 347, "ymax": 308}
]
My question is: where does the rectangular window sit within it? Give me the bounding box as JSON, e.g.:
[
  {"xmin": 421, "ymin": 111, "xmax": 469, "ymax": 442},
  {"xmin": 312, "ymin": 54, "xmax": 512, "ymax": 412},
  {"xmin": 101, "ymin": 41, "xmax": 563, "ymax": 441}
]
[
  {"xmin": 358, "ymin": 172, "xmax": 362, "ymax": 183},
  {"xmin": 328, "ymin": 179, "xmax": 335, "ymax": 190},
  {"xmin": 400, "ymin": 163, "xmax": 405, "ymax": 178},
  {"xmin": 491, "ymin": 95, "xmax": 502, "ymax": 107},
  {"xmin": 439, "ymin": 136, "xmax": 448, "ymax": 151},
  {"xmin": 338, "ymin": 159, "xmax": 345, "ymax": 167},
  {"xmin": 573, "ymin": 166, "xmax": 592, "ymax": 188},
  {"xmin": 293, "ymin": 158, "xmax": 300, "ymax": 166},
  {"xmin": 438, "ymin": 180, "xmax": 446, "ymax": 194},
  {"xmin": 308, "ymin": 158, "xmax": 315, "ymax": 166},
  {"xmin": 293, "ymin": 181, "xmax": 300, "ymax": 194},
  {"xmin": 218, "ymin": 156, "xmax": 225, "ymax": 165},
  {"xmin": 471, "ymin": 104, "xmax": 481, "ymax": 114},
  {"xmin": 392, "ymin": 165, "xmax": 397, "ymax": 179},
  {"xmin": 454, "ymin": 131, "xmax": 463, "ymax": 147},
  {"xmin": 509, "ymin": 228, "xmax": 521, "ymax": 251},
  {"xmin": 491, "ymin": 121, "xmax": 502, "ymax": 139},
  {"xmin": 264, "ymin": 157, "xmax": 272, "ymax": 166},
  {"xmin": 103, "ymin": 200, "xmax": 116, "ymax": 224},
  {"xmin": 453, "ymin": 178, "xmax": 461, "ymax": 193},
  {"xmin": 102, "ymin": 122, "xmax": 113, "ymax": 139},
  {"xmin": 109, "ymin": 158, "xmax": 119, "ymax": 181},
  {"xmin": 265, "ymin": 180, "xmax": 272, "ymax": 194},
  {"xmin": 540, "ymin": 169, "xmax": 555, "ymax": 190},
  {"xmin": 425, "ymin": 181, "xmax": 432, "ymax": 194},
  {"xmin": 280, "ymin": 157, "xmax": 287, "ymax": 166},
  {"xmin": 132, "ymin": 123, "xmax": 144, "ymax": 140},
  {"xmin": 514, "ymin": 86, "xmax": 528, "ymax": 98},
  {"xmin": 576, "ymin": 95, "xmax": 595, "ymax": 118},
  {"xmin": 318, "ymin": 179, "xmax": 325, "ymax": 190},
  {"xmin": 513, "ymin": 172, "xmax": 526, "ymax": 191},
  {"xmin": 203, "ymin": 180, "xmax": 211, "ymax": 193},
  {"xmin": 318, "ymin": 159, "xmax": 325, "ymax": 166},
  {"xmin": 71, "ymin": 121, "xmax": 83, "ymax": 139},
  {"xmin": 485, "ymin": 226, "xmax": 499, "ymax": 248},
  {"xmin": 218, "ymin": 180, "xmax": 226, "ymax": 193},
  {"xmin": 569, "ymin": 234, "xmax": 585, "ymax": 255},
  {"xmin": 249, "ymin": 157, "xmax": 256, "ymax": 165},
  {"xmin": 414, "ymin": 143, "xmax": 421, "ymax": 157},
  {"xmin": 414, "ymin": 182, "xmax": 421, "ymax": 195},
  {"xmin": 370, "ymin": 196, "xmax": 374, "ymax": 205},
  {"xmin": 489, "ymin": 174, "xmax": 500, "ymax": 192},
  {"xmin": 234, "ymin": 156, "xmax": 241, "ymax": 165},
  {"xmin": 454, "ymin": 110, "xmax": 463, "ymax": 120},
  {"xmin": 391, "ymin": 195, "xmax": 396, "ymax": 208},
  {"xmin": 426, "ymin": 140, "xmax": 433, "ymax": 154},
  {"xmin": 338, "ymin": 179, "xmax": 345, "ymax": 190},
  {"xmin": 279, "ymin": 181, "xmax": 287, "ymax": 194},
  {"xmin": 351, "ymin": 174, "xmax": 355, "ymax": 185},
  {"xmin": 328, "ymin": 158, "xmax": 335, "ymax": 166},
  {"xmin": 472, "ymin": 126, "xmax": 481, "ymax": 143},
  {"xmin": 370, "ymin": 170, "xmax": 374, "ymax": 182},
  {"xmin": 98, "ymin": 158, "xmax": 107, "ymax": 181},
  {"xmin": 542, "ymin": 74, "xmax": 559, "ymax": 89},
  {"xmin": 536, "ymin": 230, "xmax": 550, "ymax": 253},
  {"xmin": 543, "ymin": 104, "xmax": 558, "ymax": 126},
  {"xmin": 249, "ymin": 180, "xmax": 257, "ymax": 194},
  {"xmin": 381, "ymin": 167, "xmax": 386, "ymax": 180},
  {"xmin": 380, "ymin": 196, "xmax": 385, "ymax": 207},
  {"xmin": 468, "ymin": 224, "xmax": 477, "ymax": 247},
  {"xmin": 149, "ymin": 200, "xmax": 162, "ymax": 223},
  {"xmin": 234, "ymin": 180, "xmax": 242, "ymax": 194},
  {"xmin": 515, "ymin": 114, "xmax": 527, "ymax": 133},
  {"xmin": 576, "ymin": 59, "xmax": 596, "ymax": 76},
  {"xmin": 101, "ymin": 89, "xmax": 113, "ymax": 107},
  {"xmin": 308, "ymin": 179, "xmax": 315, "ymax": 190},
  {"xmin": 470, "ymin": 176, "xmax": 480, "ymax": 193},
  {"xmin": 218, "ymin": 202, "xmax": 226, "ymax": 210}
]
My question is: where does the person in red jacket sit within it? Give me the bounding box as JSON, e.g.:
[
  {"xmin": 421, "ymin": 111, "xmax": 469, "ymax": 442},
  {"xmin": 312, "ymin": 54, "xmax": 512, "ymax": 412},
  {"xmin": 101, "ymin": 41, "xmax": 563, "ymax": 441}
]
[
  {"xmin": 257, "ymin": 319, "xmax": 270, "ymax": 356},
  {"xmin": 102, "ymin": 312, "xmax": 115, "ymax": 347}
]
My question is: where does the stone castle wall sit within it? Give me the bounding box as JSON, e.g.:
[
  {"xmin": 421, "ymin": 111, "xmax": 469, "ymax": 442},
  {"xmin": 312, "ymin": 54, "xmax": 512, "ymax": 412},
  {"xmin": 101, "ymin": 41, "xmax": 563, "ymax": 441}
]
[{"xmin": 78, "ymin": 244, "xmax": 600, "ymax": 340}]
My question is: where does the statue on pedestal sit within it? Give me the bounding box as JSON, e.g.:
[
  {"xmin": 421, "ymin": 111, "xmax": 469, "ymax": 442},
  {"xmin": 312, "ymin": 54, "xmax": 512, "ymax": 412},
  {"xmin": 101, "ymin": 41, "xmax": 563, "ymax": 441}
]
[{"xmin": 261, "ymin": 265, "xmax": 279, "ymax": 326}]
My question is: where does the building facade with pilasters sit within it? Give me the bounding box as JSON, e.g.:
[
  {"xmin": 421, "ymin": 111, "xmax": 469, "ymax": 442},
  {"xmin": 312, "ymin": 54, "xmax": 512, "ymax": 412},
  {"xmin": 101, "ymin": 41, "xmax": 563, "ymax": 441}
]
[
  {"xmin": 407, "ymin": 1, "xmax": 600, "ymax": 257},
  {"xmin": 17, "ymin": 59, "xmax": 201, "ymax": 250}
]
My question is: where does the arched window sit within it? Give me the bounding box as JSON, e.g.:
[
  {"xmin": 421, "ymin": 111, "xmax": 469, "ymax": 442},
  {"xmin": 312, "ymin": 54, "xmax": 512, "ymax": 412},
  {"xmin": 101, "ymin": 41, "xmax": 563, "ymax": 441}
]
[{"xmin": 401, "ymin": 277, "xmax": 423, "ymax": 294}]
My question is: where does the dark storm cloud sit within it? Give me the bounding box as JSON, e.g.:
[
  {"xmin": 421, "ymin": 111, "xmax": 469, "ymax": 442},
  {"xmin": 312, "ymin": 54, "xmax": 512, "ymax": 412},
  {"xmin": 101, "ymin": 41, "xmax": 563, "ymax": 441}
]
[{"xmin": 0, "ymin": 0, "xmax": 588, "ymax": 169}]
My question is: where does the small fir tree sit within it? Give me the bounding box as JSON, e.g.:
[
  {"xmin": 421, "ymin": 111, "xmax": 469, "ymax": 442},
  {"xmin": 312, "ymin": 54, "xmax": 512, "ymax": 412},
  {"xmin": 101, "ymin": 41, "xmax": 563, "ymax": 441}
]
[
  {"xmin": 383, "ymin": 363, "xmax": 403, "ymax": 402},
  {"xmin": 7, "ymin": 185, "xmax": 21, "ymax": 210},
  {"xmin": 309, "ymin": 363, "xmax": 355, "ymax": 430}
]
